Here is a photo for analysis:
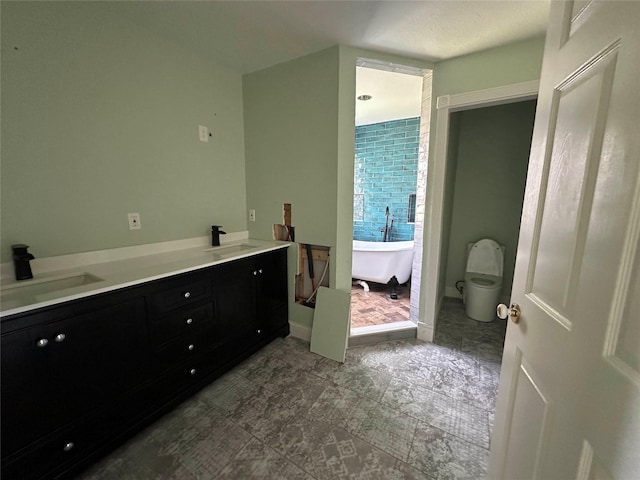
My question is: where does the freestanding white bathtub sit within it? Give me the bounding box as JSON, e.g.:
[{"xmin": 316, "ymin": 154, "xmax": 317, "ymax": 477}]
[{"xmin": 352, "ymin": 240, "xmax": 414, "ymax": 285}]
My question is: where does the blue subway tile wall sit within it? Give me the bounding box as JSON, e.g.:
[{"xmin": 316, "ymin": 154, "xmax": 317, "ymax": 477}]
[{"xmin": 353, "ymin": 117, "xmax": 420, "ymax": 241}]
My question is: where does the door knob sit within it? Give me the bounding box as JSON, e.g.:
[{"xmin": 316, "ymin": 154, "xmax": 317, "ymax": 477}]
[{"xmin": 497, "ymin": 303, "xmax": 521, "ymax": 323}]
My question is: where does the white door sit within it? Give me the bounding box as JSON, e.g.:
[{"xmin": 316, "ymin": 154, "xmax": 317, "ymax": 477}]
[{"xmin": 488, "ymin": 1, "xmax": 640, "ymax": 479}]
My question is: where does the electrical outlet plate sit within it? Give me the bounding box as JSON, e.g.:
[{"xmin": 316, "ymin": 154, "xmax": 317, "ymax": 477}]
[
  {"xmin": 128, "ymin": 213, "xmax": 141, "ymax": 230},
  {"xmin": 198, "ymin": 125, "xmax": 209, "ymax": 143},
  {"xmin": 249, "ymin": 209, "xmax": 256, "ymax": 222}
]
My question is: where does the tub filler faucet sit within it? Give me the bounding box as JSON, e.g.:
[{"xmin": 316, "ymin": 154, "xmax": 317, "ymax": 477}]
[{"xmin": 12, "ymin": 244, "xmax": 35, "ymax": 281}]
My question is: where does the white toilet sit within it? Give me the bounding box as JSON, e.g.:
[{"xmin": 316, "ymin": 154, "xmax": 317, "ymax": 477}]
[{"xmin": 463, "ymin": 239, "xmax": 504, "ymax": 322}]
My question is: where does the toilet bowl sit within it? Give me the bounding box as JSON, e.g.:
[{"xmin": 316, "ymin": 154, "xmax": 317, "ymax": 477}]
[{"xmin": 463, "ymin": 239, "xmax": 504, "ymax": 322}]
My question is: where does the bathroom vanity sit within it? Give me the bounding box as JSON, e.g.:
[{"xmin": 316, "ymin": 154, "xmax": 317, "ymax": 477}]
[{"xmin": 0, "ymin": 244, "xmax": 289, "ymax": 480}]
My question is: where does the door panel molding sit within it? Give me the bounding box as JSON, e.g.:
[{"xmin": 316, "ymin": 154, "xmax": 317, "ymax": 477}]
[
  {"xmin": 603, "ymin": 169, "xmax": 640, "ymax": 386},
  {"xmin": 527, "ymin": 41, "xmax": 619, "ymax": 322},
  {"xmin": 576, "ymin": 440, "xmax": 615, "ymax": 480},
  {"xmin": 497, "ymin": 347, "xmax": 552, "ymax": 480}
]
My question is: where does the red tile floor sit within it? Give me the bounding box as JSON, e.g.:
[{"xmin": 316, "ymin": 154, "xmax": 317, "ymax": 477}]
[{"xmin": 350, "ymin": 280, "xmax": 411, "ymax": 328}]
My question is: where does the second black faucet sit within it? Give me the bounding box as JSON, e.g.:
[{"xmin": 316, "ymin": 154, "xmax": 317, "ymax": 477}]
[
  {"xmin": 211, "ymin": 225, "xmax": 227, "ymax": 247},
  {"xmin": 12, "ymin": 244, "xmax": 35, "ymax": 280}
]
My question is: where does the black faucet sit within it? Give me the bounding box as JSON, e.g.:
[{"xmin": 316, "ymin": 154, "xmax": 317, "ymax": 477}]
[
  {"xmin": 211, "ymin": 226, "xmax": 227, "ymax": 247},
  {"xmin": 12, "ymin": 244, "xmax": 35, "ymax": 281}
]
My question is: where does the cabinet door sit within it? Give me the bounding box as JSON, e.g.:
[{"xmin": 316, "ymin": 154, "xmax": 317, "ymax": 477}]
[
  {"xmin": 0, "ymin": 298, "xmax": 148, "ymax": 458},
  {"xmin": 1, "ymin": 328, "xmax": 61, "ymax": 458},
  {"xmin": 57, "ymin": 298, "xmax": 148, "ymax": 409},
  {"xmin": 256, "ymin": 250, "xmax": 288, "ymax": 333},
  {"xmin": 214, "ymin": 256, "xmax": 258, "ymax": 340}
]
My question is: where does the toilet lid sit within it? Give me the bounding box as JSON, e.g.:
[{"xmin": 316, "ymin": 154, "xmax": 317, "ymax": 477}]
[{"xmin": 466, "ymin": 239, "xmax": 503, "ymax": 276}]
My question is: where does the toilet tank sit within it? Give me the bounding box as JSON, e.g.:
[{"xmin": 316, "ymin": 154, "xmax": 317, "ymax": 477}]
[{"xmin": 466, "ymin": 239, "xmax": 504, "ymax": 276}]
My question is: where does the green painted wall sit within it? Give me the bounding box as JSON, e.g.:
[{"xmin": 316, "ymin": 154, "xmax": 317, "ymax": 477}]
[
  {"xmin": 243, "ymin": 46, "xmax": 430, "ymax": 331},
  {"xmin": 243, "ymin": 47, "xmax": 341, "ymax": 330},
  {"xmin": 438, "ymin": 112, "xmax": 461, "ymax": 293},
  {"xmin": 432, "ymin": 36, "xmax": 545, "ymax": 98},
  {"xmin": 444, "ymin": 101, "xmax": 537, "ymax": 301},
  {"xmin": 243, "ymin": 47, "xmax": 340, "ymax": 249},
  {"xmin": 1, "ymin": 2, "xmax": 247, "ymax": 263}
]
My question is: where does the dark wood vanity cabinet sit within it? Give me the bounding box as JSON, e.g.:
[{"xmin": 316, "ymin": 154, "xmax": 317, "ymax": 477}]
[
  {"xmin": 0, "ymin": 248, "xmax": 289, "ymax": 480},
  {"xmin": 214, "ymin": 249, "xmax": 289, "ymax": 352},
  {"xmin": 1, "ymin": 291, "xmax": 149, "ymax": 480}
]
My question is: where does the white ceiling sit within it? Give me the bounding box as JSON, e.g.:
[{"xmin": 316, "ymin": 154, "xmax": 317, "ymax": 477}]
[
  {"xmin": 355, "ymin": 67, "xmax": 424, "ymax": 126},
  {"xmin": 115, "ymin": 0, "xmax": 550, "ymax": 126},
  {"xmin": 118, "ymin": 1, "xmax": 551, "ymax": 75}
]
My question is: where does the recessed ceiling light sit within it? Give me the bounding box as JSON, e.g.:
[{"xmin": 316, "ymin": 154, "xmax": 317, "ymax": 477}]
[{"xmin": 357, "ymin": 94, "xmax": 373, "ymax": 101}]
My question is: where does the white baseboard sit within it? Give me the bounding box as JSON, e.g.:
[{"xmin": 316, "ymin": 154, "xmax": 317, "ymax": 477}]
[
  {"xmin": 289, "ymin": 321, "xmax": 312, "ymax": 342},
  {"xmin": 417, "ymin": 322, "xmax": 434, "ymax": 342}
]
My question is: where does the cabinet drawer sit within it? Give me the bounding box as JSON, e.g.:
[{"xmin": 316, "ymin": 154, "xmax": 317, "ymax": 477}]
[
  {"xmin": 1, "ymin": 414, "xmax": 106, "ymax": 480},
  {"xmin": 147, "ymin": 355, "xmax": 219, "ymax": 404},
  {"xmin": 148, "ymin": 275, "xmax": 212, "ymax": 315},
  {"xmin": 149, "ymin": 301, "xmax": 215, "ymax": 345},
  {"xmin": 153, "ymin": 329, "xmax": 218, "ymax": 370}
]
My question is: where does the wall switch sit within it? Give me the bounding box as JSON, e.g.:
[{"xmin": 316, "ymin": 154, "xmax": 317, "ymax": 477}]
[
  {"xmin": 198, "ymin": 125, "xmax": 209, "ymax": 143},
  {"xmin": 128, "ymin": 213, "xmax": 141, "ymax": 230},
  {"xmin": 249, "ymin": 209, "xmax": 256, "ymax": 222}
]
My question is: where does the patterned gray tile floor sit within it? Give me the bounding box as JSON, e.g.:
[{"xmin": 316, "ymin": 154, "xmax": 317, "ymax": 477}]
[{"xmin": 80, "ymin": 297, "xmax": 506, "ymax": 480}]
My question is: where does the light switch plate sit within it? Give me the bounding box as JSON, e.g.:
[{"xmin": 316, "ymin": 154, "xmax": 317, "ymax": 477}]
[{"xmin": 198, "ymin": 125, "xmax": 209, "ymax": 142}]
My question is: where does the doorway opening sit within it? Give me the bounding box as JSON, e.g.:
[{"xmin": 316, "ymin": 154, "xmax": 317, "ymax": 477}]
[
  {"xmin": 421, "ymin": 80, "xmax": 539, "ymax": 345},
  {"xmin": 350, "ymin": 60, "xmax": 432, "ymax": 339}
]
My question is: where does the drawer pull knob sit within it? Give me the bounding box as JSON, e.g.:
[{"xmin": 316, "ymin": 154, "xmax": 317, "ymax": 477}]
[
  {"xmin": 63, "ymin": 442, "xmax": 74, "ymax": 452},
  {"xmin": 253, "ymin": 270, "xmax": 258, "ymax": 276},
  {"xmin": 186, "ymin": 318, "xmax": 193, "ymax": 325},
  {"xmin": 36, "ymin": 338, "xmax": 49, "ymax": 348},
  {"xmin": 259, "ymin": 269, "xmax": 263, "ymax": 274},
  {"xmin": 188, "ymin": 344, "xmax": 194, "ymax": 351},
  {"xmin": 257, "ymin": 329, "xmax": 262, "ymax": 334},
  {"xmin": 190, "ymin": 368, "xmax": 197, "ymax": 375},
  {"xmin": 55, "ymin": 333, "xmax": 66, "ymax": 343},
  {"xmin": 183, "ymin": 291, "xmax": 191, "ymax": 298}
]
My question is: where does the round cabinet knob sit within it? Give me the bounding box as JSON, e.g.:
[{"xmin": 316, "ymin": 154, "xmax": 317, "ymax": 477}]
[
  {"xmin": 190, "ymin": 368, "xmax": 197, "ymax": 375},
  {"xmin": 186, "ymin": 318, "xmax": 193, "ymax": 325},
  {"xmin": 54, "ymin": 333, "xmax": 66, "ymax": 343},
  {"xmin": 256, "ymin": 329, "xmax": 262, "ymax": 334},
  {"xmin": 36, "ymin": 338, "xmax": 49, "ymax": 348},
  {"xmin": 183, "ymin": 291, "xmax": 191, "ymax": 299},
  {"xmin": 188, "ymin": 344, "xmax": 195, "ymax": 351},
  {"xmin": 259, "ymin": 269, "xmax": 263, "ymax": 274},
  {"xmin": 63, "ymin": 442, "xmax": 74, "ymax": 452},
  {"xmin": 253, "ymin": 270, "xmax": 258, "ymax": 276},
  {"xmin": 497, "ymin": 303, "xmax": 521, "ymax": 323}
]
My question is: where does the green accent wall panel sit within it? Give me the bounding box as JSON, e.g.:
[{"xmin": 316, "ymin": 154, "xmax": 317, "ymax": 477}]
[{"xmin": 1, "ymin": 2, "xmax": 247, "ymax": 262}]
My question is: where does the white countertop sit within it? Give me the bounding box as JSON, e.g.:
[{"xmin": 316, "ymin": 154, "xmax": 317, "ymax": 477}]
[{"xmin": 0, "ymin": 237, "xmax": 289, "ymax": 318}]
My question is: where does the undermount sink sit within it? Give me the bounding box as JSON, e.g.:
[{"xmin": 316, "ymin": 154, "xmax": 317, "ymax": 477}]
[
  {"xmin": 1, "ymin": 272, "xmax": 104, "ymax": 308},
  {"xmin": 203, "ymin": 244, "xmax": 256, "ymax": 256}
]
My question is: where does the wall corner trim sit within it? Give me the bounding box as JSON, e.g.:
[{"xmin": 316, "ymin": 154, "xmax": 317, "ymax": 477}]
[
  {"xmin": 417, "ymin": 322, "xmax": 434, "ymax": 342},
  {"xmin": 437, "ymin": 96, "xmax": 451, "ymax": 109}
]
